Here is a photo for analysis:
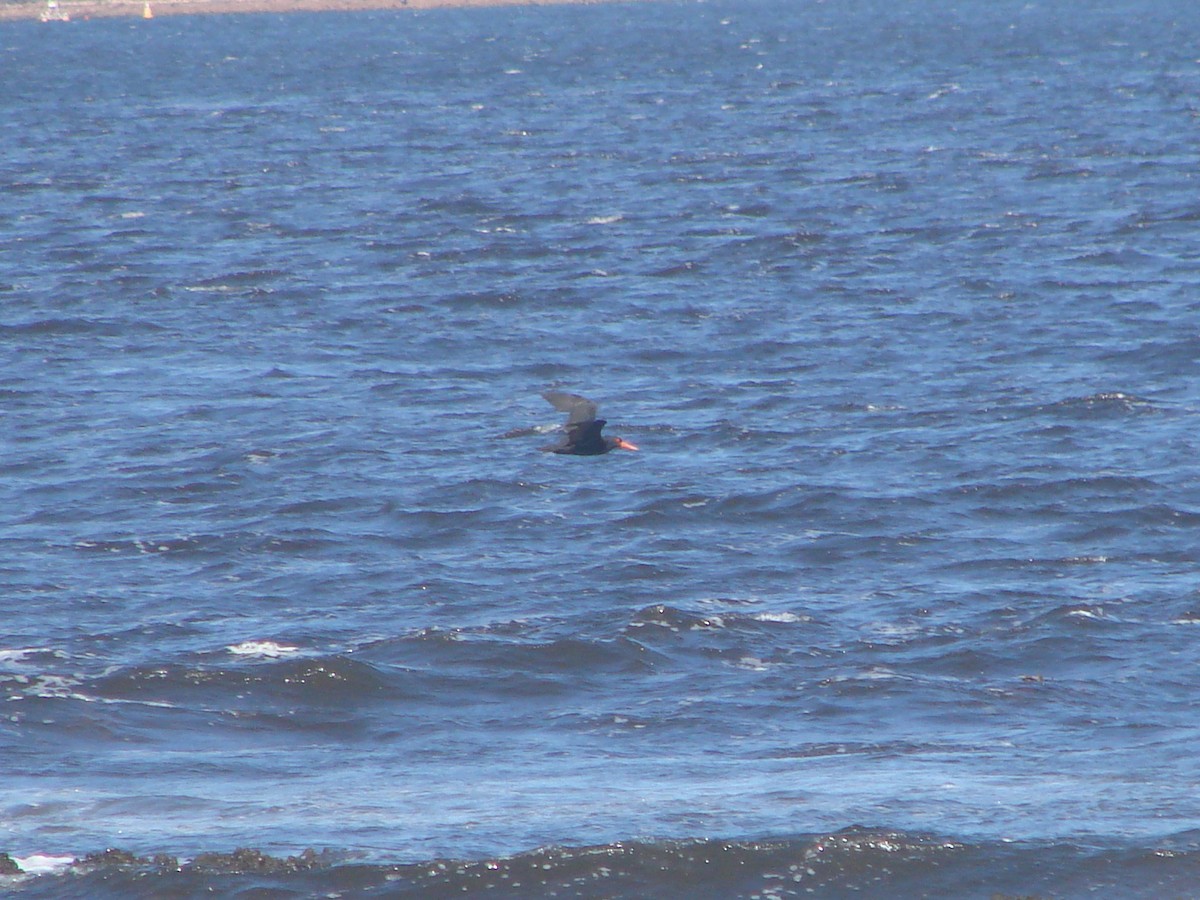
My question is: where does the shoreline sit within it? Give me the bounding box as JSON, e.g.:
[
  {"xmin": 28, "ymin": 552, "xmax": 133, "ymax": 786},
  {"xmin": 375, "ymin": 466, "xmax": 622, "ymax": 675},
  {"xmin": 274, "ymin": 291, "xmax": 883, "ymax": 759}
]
[{"xmin": 0, "ymin": 0, "xmax": 616, "ymax": 21}]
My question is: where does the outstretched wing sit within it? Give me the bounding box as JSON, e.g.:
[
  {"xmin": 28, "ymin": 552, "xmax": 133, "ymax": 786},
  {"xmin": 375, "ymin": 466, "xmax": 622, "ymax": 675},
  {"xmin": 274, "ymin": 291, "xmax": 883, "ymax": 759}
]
[{"xmin": 543, "ymin": 391, "xmax": 598, "ymax": 425}]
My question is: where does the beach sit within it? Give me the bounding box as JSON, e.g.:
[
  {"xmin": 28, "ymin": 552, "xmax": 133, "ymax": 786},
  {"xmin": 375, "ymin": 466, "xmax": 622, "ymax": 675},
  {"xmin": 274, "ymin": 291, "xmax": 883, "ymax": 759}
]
[{"xmin": 0, "ymin": 0, "xmax": 612, "ymax": 21}]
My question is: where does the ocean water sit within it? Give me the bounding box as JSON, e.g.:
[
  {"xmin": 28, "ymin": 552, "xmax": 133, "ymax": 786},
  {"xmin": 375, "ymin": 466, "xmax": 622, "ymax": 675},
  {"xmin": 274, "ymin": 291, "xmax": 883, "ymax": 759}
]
[{"xmin": 4, "ymin": 0, "xmax": 1200, "ymax": 894}]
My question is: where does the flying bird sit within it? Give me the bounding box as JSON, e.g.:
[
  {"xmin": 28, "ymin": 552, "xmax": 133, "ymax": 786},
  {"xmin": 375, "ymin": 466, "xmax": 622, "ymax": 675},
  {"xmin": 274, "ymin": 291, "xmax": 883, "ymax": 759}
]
[{"xmin": 541, "ymin": 391, "xmax": 639, "ymax": 455}]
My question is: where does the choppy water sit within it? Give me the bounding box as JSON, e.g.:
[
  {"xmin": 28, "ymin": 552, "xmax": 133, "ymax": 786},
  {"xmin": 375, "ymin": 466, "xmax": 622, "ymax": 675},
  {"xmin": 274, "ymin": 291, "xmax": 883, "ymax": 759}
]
[{"xmin": 4, "ymin": 0, "xmax": 1200, "ymax": 895}]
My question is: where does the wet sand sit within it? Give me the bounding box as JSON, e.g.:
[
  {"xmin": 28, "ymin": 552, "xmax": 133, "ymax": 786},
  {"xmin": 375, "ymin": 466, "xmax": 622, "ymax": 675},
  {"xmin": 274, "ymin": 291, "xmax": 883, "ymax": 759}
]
[{"xmin": 1, "ymin": 0, "xmax": 616, "ymax": 21}]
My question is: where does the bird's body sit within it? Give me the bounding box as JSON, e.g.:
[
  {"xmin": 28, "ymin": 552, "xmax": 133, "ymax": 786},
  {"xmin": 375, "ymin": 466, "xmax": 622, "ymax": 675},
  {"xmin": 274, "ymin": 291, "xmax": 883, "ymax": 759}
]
[{"xmin": 541, "ymin": 391, "xmax": 639, "ymax": 455}]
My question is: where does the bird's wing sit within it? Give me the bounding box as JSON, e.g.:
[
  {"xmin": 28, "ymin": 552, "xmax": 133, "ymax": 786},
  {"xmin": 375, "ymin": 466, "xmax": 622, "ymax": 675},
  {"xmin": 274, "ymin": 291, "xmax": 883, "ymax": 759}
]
[
  {"xmin": 543, "ymin": 391, "xmax": 598, "ymax": 425},
  {"xmin": 567, "ymin": 419, "xmax": 607, "ymax": 450}
]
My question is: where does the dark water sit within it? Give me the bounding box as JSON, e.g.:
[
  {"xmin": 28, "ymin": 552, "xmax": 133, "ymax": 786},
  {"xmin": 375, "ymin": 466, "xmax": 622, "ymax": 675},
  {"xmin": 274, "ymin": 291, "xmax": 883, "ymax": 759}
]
[{"xmin": 4, "ymin": 0, "xmax": 1200, "ymax": 894}]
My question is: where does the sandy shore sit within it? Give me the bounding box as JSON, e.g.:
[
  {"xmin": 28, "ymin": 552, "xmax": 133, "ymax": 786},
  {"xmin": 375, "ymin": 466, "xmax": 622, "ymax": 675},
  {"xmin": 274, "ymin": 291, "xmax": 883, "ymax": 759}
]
[{"xmin": 0, "ymin": 0, "xmax": 616, "ymax": 21}]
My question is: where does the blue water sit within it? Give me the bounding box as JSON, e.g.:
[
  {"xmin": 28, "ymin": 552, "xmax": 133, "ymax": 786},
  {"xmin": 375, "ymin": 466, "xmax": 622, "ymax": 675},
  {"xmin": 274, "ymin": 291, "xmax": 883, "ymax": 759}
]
[{"xmin": 4, "ymin": 0, "xmax": 1200, "ymax": 894}]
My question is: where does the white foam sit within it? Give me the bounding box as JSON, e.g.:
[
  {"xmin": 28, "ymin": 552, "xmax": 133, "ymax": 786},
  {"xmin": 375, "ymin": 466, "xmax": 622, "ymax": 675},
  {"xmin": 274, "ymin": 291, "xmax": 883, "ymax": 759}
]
[
  {"xmin": 15, "ymin": 674, "xmax": 82, "ymax": 699},
  {"xmin": 870, "ymin": 622, "xmax": 923, "ymax": 638},
  {"xmin": 12, "ymin": 854, "xmax": 74, "ymax": 875},
  {"xmin": 227, "ymin": 640, "xmax": 300, "ymax": 659},
  {"xmin": 734, "ymin": 656, "xmax": 771, "ymax": 671},
  {"xmin": 752, "ymin": 612, "xmax": 809, "ymax": 624}
]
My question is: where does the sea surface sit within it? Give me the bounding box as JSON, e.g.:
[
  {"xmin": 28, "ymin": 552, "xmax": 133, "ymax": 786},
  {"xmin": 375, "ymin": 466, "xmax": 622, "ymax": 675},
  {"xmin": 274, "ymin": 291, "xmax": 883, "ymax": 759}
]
[{"xmin": 4, "ymin": 0, "xmax": 1200, "ymax": 895}]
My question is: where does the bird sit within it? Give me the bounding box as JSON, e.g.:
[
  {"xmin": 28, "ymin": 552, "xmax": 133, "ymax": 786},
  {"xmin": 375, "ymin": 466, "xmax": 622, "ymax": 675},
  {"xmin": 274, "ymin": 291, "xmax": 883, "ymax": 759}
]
[{"xmin": 540, "ymin": 391, "xmax": 639, "ymax": 455}]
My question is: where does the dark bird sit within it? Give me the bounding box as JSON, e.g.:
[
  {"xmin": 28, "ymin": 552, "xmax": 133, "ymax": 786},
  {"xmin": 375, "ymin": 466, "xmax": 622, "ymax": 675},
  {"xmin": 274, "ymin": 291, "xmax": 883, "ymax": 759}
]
[{"xmin": 541, "ymin": 391, "xmax": 639, "ymax": 455}]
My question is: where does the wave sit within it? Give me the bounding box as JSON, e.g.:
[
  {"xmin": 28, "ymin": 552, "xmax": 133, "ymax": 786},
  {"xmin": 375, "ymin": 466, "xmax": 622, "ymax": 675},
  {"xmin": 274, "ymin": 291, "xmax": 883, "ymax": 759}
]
[
  {"xmin": 6, "ymin": 827, "xmax": 1199, "ymax": 899},
  {"xmin": 86, "ymin": 655, "xmax": 396, "ymax": 709},
  {"xmin": 1037, "ymin": 392, "xmax": 1162, "ymax": 418},
  {"xmin": 0, "ymin": 317, "xmax": 162, "ymax": 337}
]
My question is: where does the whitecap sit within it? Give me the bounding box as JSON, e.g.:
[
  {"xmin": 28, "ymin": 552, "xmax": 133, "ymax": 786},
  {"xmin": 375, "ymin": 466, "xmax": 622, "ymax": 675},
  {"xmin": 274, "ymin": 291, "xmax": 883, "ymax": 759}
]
[
  {"xmin": 752, "ymin": 612, "xmax": 809, "ymax": 624},
  {"xmin": 12, "ymin": 854, "xmax": 74, "ymax": 875},
  {"xmin": 18, "ymin": 674, "xmax": 83, "ymax": 699},
  {"xmin": 227, "ymin": 640, "xmax": 300, "ymax": 659},
  {"xmin": 733, "ymin": 656, "xmax": 771, "ymax": 671}
]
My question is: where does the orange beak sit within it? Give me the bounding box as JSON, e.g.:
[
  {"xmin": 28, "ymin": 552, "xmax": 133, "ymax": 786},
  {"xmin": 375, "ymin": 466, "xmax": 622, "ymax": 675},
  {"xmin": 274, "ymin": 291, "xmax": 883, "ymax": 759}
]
[{"xmin": 613, "ymin": 438, "xmax": 639, "ymax": 452}]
